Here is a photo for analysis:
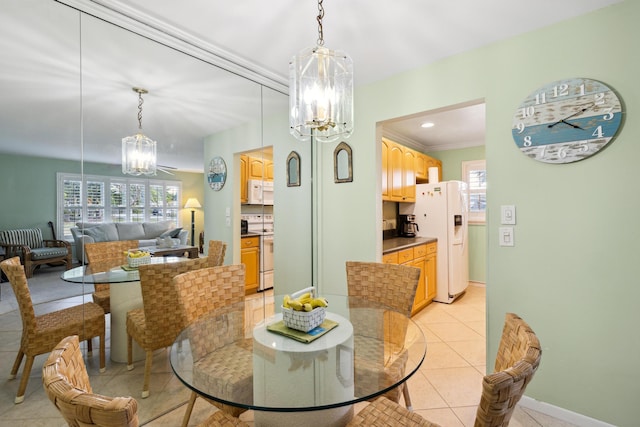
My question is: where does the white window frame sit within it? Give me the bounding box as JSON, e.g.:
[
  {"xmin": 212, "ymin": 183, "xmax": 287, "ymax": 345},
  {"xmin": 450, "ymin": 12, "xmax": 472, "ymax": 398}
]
[
  {"xmin": 462, "ymin": 159, "xmax": 486, "ymax": 224},
  {"xmin": 56, "ymin": 173, "xmax": 182, "ymax": 240}
]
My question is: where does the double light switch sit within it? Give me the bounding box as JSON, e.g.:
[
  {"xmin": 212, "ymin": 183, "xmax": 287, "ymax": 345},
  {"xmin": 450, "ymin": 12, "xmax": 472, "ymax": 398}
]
[{"xmin": 499, "ymin": 205, "xmax": 516, "ymax": 247}]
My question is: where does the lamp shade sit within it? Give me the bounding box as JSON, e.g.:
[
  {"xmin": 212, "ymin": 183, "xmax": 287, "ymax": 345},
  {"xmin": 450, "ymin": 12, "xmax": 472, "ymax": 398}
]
[
  {"xmin": 289, "ymin": 46, "xmax": 354, "ymax": 143},
  {"xmin": 184, "ymin": 198, "xmax": 202, "ymax": 209}
]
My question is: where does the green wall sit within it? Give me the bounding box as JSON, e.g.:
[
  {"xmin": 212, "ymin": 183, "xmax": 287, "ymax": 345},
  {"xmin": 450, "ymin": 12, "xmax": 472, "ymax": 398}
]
[
  {"xmin": 0, "ymin": 153, "xmax": 204, "ymax": 240},
  {"xmin": 315, "ymin": 2, "xmax": 637, "ymax": 425},
  {"xmin": 430, "ymin": 146, "xmax": 486, "ymax": 283}
]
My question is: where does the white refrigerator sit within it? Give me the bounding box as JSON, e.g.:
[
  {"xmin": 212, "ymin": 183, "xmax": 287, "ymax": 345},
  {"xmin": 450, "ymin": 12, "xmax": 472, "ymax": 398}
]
[{"xmin": 400, "ymin": 180, "xmax": 469, "ymax": 303}]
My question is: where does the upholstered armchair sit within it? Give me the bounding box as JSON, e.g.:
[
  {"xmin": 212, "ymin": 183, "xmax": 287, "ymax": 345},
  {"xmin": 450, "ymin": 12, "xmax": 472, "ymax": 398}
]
[{"xmin": 0, "ymin": 228, "xmax": 72, "ymax": 278}]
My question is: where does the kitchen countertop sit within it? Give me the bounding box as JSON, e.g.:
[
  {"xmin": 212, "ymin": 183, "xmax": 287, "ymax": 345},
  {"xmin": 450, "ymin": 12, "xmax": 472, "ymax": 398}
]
[
  {"xmin": 241, "ymin": 232, "xmax": 261, "ymax": 238},
  {"xmin": 383, "ymin": 236, "xmax": 437, "ymax": 254}
]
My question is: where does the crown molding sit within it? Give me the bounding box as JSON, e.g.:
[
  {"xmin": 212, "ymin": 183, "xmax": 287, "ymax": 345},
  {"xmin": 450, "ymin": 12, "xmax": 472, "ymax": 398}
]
[{"xmin": 56, "ymin": 0, "xmax": 289, "ymax": 94}]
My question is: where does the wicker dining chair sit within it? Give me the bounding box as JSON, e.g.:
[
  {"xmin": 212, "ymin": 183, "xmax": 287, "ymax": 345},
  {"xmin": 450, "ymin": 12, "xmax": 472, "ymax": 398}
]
[
  {"xmin": 84, "ymin": 240, "xmax": 139, "ymax": 314},
  {"xmin": 347, "ymin": 312, "xmax": 543, "ymax": 427},
  {"xmin": 173, "ymin": 264, "xmax": 249, "ymax": 427},
  {"xmin": 0, "ymin": 256, "xmax": 106, "ymax": 404},
  {"xmin": 43, "ymin": 335, "xmax": 139, "ymax": 427},
  {"xmin": 126, "ymin": 257, "xmax": 210, "ymax": 398},
  {"xmin": 346, "ymin": 261, "xmax": 421, "ymax": 409},
  {"xmin": 197, "ymin": 410, "xmax": 249, "ymax": 426},
  {"xmin": 207, "ymin": 240, "xmax": 227, "ymax": 267}
]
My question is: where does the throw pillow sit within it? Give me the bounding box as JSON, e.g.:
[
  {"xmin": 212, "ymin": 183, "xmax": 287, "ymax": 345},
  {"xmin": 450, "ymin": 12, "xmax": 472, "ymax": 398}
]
[
  {"xmin": 115, "ymin": 223, "xmax": 146, "ymax": 240},
  {"xmin": 160, "ymin": 227, "xmax": 183, "ymax": 238},
  {"xmin": 83, "ymin": 227, "xmax": 107, "ymax": 242},
  {"xmin": 143, "ymin": 220, "xmax": 173, "ymax": 239}
]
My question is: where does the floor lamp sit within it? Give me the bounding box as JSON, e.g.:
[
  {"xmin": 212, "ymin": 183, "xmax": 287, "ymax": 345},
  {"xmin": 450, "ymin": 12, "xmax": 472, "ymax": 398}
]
[{"xmin": 184, "ymin": 198, "xmax": 201, "ymax": 247}]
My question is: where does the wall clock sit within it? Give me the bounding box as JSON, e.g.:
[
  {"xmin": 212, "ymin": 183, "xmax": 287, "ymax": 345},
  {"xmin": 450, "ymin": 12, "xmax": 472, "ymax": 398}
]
[
  {"xmin": 207, "ymin": 156, "xmax": 227, "ymax": 191},
  {"xmin": 512, "ymin": 78, "xmax": 623, "ymax": 164}
]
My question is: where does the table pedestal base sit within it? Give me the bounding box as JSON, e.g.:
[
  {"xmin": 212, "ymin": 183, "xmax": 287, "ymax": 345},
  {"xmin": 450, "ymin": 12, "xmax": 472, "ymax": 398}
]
[{"xmin": 110, "ymin": 281, "xmax": 145, "ymax": 363}]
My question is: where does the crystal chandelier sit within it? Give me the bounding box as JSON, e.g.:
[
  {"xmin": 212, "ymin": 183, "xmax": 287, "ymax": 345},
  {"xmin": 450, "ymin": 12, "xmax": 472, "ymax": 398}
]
[
  {"xmin": 122, "ymin": 87, "xmax": 157, "ymax": 176},
  {"xmin": 289, "ymin": 0, "xmax": 354, "ymax": 143}
]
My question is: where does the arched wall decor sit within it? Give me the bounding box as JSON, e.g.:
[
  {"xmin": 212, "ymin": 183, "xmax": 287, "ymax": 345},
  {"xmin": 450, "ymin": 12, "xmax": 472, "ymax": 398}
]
[{"xmin": 333, "ymin": 141, "xmax": 353, "ymax": 183}]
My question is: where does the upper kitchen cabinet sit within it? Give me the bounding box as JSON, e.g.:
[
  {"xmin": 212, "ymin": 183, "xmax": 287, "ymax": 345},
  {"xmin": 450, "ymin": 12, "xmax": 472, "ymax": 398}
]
[
  {"xmin": 240, "ymin": 155, "xmax": 249, "ymax": 203},
  {"xmin": 247, "ymin": 155, "xmax": 274, "ymax": 181},
  {"xmin": 382, "ymin": 137, "xmax": 440, "ymax": 202},
  {"xmin": 415, "ymin": 152, "xmax": 442, "ymax": 183}
]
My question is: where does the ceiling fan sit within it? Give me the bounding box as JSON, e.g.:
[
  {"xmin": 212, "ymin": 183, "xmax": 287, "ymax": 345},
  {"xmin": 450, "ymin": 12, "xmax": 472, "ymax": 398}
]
[{"xmin": 157, "ymin": 164, "xmax": 176, "ymax": 175}]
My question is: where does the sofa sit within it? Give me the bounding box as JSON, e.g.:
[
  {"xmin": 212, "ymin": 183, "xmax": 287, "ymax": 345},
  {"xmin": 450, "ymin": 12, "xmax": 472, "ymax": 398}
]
[{"xmin": 70, "ymin": 221, "xmax": 188, "ymax": 263}]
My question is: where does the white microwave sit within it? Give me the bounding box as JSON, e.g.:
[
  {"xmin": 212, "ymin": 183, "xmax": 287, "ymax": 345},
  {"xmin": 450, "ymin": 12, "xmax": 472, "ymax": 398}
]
[{"xmin": 247, "ymin": 179, "xmax": 274, "ymax": 205}]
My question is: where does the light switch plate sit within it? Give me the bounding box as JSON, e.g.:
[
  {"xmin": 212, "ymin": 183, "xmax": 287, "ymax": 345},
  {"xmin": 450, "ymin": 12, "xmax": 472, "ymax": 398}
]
[
  {"xmin": 501, "ymin": 205, "xmax": 516, "ymax": 225},
  {"xmin": 499, "ymin": 227, "xmax": 514, "ymax": 246}
]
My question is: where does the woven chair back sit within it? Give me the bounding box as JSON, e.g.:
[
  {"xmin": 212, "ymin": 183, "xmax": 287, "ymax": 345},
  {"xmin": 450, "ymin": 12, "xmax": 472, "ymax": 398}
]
[
  {"xmin": 85, "ymin": 240, "xmax": 140, "ymax": 264},
  {"xmin": 474, "ymin": 313, "xmax": 542, "ymax": 427},
  {"xmin": 43, "ymin": 335, "xmax": 139, "ymax": 427},
  {"xmin": 207, "ymin": 240, "xmax": 227, "ymax": 266},
  {"xmin": 0, "ymin": 256, "xmax": 36, "ymax": 334},
  {"xmin": 174, "ymin": 263, "xmax": 246, "ymax": 329},
  {"xmin": 136, "ymin": 257, "xmax": 211, "ymax": 348},
  {"xmin": 346, "ymin": 261, "xmax": 421, "ymax": 317}
]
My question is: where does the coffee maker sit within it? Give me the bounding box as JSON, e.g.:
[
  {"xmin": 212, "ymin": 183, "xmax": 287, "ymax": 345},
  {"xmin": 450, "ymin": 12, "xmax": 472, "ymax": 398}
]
[{"xmin": 399, "ymin": 214, "xmax": 419, "ymax": 237}]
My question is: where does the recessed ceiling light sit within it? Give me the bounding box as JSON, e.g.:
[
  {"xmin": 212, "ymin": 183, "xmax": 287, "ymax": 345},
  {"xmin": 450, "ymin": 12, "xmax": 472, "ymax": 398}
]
[{"xmin": 420, "ymin": 122, "xmax": 435, "ymax": 128}]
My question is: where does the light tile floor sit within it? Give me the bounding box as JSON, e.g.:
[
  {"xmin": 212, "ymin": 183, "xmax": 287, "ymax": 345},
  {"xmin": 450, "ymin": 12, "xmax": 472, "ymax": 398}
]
[{"xmin": 0, "ymin": 269, "xmax": 574, "ymax": 426}]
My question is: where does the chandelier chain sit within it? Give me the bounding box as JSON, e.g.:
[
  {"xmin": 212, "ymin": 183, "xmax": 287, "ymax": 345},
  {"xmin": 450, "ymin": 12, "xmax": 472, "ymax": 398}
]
[
  {"xmin": 316, "ymin": 0, "xmax": 325, "ymax": 46},
  {"xmin": 137, "ymin": 91, "xmax": 144, "ymax": 130}
]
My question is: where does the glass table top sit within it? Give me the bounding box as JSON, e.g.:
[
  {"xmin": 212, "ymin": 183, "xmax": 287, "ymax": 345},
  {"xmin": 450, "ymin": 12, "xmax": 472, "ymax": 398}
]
[
  {"xmin": 60, "ymin": 256, "xmax": 185, "ymax": 284},
  {"xmin": 170, "ymin": 294, "xmax": 426, "ymax": 413}
]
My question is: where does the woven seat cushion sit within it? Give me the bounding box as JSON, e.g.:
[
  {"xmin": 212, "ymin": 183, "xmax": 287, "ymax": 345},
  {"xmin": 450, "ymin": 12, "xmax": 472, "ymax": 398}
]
[
  {"xmin": 29, "ymin": 247, "xmax": 69, "ymax": 260},
  {"xmin": 126, "ymin": 308, "xmax": 148, "ymax": 346},
  {"xmin": 348, "ymin": 397, "xmax": 440, "ymax": 426},
  {"xmin": 28, "ymin": 302, "xmax": 105, "ymax": 355},
  {"xmin": 193, "ymin": 339, "xmax": 253, "ymax": 410},
  {"xmin": 353, "ymin": 335, "xmax": 408, "ymax": 402},
  {"xmin": 199, "ymin": 410, "xmax": 249, "ymax": 427}
]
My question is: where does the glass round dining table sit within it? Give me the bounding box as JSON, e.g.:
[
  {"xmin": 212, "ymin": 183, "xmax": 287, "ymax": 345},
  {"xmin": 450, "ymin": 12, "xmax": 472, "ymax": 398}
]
[
  {"xmin": 61, "ymin": 257, "xmax": 186, "ymax": 362},
  {"xmin": 170, "ymin": 294, "xmax": 426, "ymax": 427}
]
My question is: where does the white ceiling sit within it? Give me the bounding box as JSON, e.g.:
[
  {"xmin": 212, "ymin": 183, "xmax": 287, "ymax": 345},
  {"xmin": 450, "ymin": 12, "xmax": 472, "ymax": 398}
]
[{"xmin": 0, "ymin": 0, "xmax": 622, "ymax": 171}]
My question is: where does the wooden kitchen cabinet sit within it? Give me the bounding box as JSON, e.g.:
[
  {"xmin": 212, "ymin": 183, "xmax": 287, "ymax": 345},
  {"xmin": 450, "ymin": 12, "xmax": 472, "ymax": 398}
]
[
  {"xmin": 383, "ymin": 241, "xmax": 437, "ymax": 315},
  {"xmin": 415, "ymin": 152, "xmax": 442, "ymax": 183},
  {"xmin": 425, "ymin": 242, "xmax": 437, "ymax": 302},
  {"xmin": 240, "ymin": 155, "xmax": 248, "ymax": 203},
  {"xmin": 382, "ymin": 137, "xmax": 440, "ymax": 202},
  {"xmin": 247, "ymin": 156, "xmax": 274, "ymax": 181},
  {"xmin": 382, "ymin": 138, "xmax": 414, "ymax": 202},
  {"xmin": 241, "ymin": 235, "xmax": 260, "ymax": 295}
]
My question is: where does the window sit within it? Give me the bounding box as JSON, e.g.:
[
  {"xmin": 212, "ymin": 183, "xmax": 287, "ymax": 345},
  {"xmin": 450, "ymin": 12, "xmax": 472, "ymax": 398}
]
[
  {"xmin": 57, "ymin": 173, "xmax": 182, "ymax": 239},
  {"xmin": 462, "ymin": 160, "xmax": 486, "ymax": 224}
]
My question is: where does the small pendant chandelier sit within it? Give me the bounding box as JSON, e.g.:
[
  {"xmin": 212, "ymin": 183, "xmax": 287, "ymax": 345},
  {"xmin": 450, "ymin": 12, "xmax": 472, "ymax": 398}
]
[
  {"xmin": 289, "ymin": 0, "xmax": 354, "ymax": 143},
  {"xmin": 122, "ymin": 87, "xmax": 157, "ymax": 176}
]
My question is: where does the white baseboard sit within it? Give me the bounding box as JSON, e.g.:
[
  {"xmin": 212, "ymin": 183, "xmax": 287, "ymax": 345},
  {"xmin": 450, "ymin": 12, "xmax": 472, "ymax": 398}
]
[
  {"xmin": 519, "ymin": 396, "xmax": 616, "ymax": 427},
  {"xmin": 469, "ymin": 281, "xmax": 485, "ymax": 287}
]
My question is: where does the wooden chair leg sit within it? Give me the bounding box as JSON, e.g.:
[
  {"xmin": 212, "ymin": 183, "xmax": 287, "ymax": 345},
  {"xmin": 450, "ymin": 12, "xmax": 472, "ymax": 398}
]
[
  {"xmin": 181, "ymin": 391, "xmax": 198, "ymax": 427},
  {"xmin": 99, "ymin": 334, "xmax": 106, "ymax": 373},
  {"xmin": 402, "ymin": 383, "xmax": 413, "ymax": 411},
  {"xmin": 15, "ymin": 355, "xmax": 35, "ymax": 404},
  {"xmin": 9, "ymin": 350, "xmax": 24, "ymax": 379},
  {"xmin": 127, "ymin": 334, "xmax": 134, "ymax": 370},
  {"xmin": 87, "ymin": 337, "xmax": 93, "ymax": 356},
  {"xmin": 141, "ymin": 350, "xmax": 153, "ymax": 398}
]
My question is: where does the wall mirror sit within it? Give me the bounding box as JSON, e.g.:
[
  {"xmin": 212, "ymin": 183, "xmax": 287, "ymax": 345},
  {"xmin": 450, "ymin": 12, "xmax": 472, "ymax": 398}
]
[
  {"xmin": 286, "ymin": 151, "xmax": 301, "ymax": 187},
  {"xmin": 334, "ymin": 142, "xmax": 353, "ymax": 183},
  {"xmin": 0, "ymin": 1, "xmax": 311, "ymax": 423}
]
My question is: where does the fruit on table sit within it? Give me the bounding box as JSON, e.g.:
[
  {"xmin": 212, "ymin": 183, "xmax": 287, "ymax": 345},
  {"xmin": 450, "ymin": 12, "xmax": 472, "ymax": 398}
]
[
  {"xmin": 283, "ymin": 292, "xmax": 328, "ymax": 311},
  {"xmin": 126, "ymin": 250, "xmax": 150, "ymax": 258}
]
